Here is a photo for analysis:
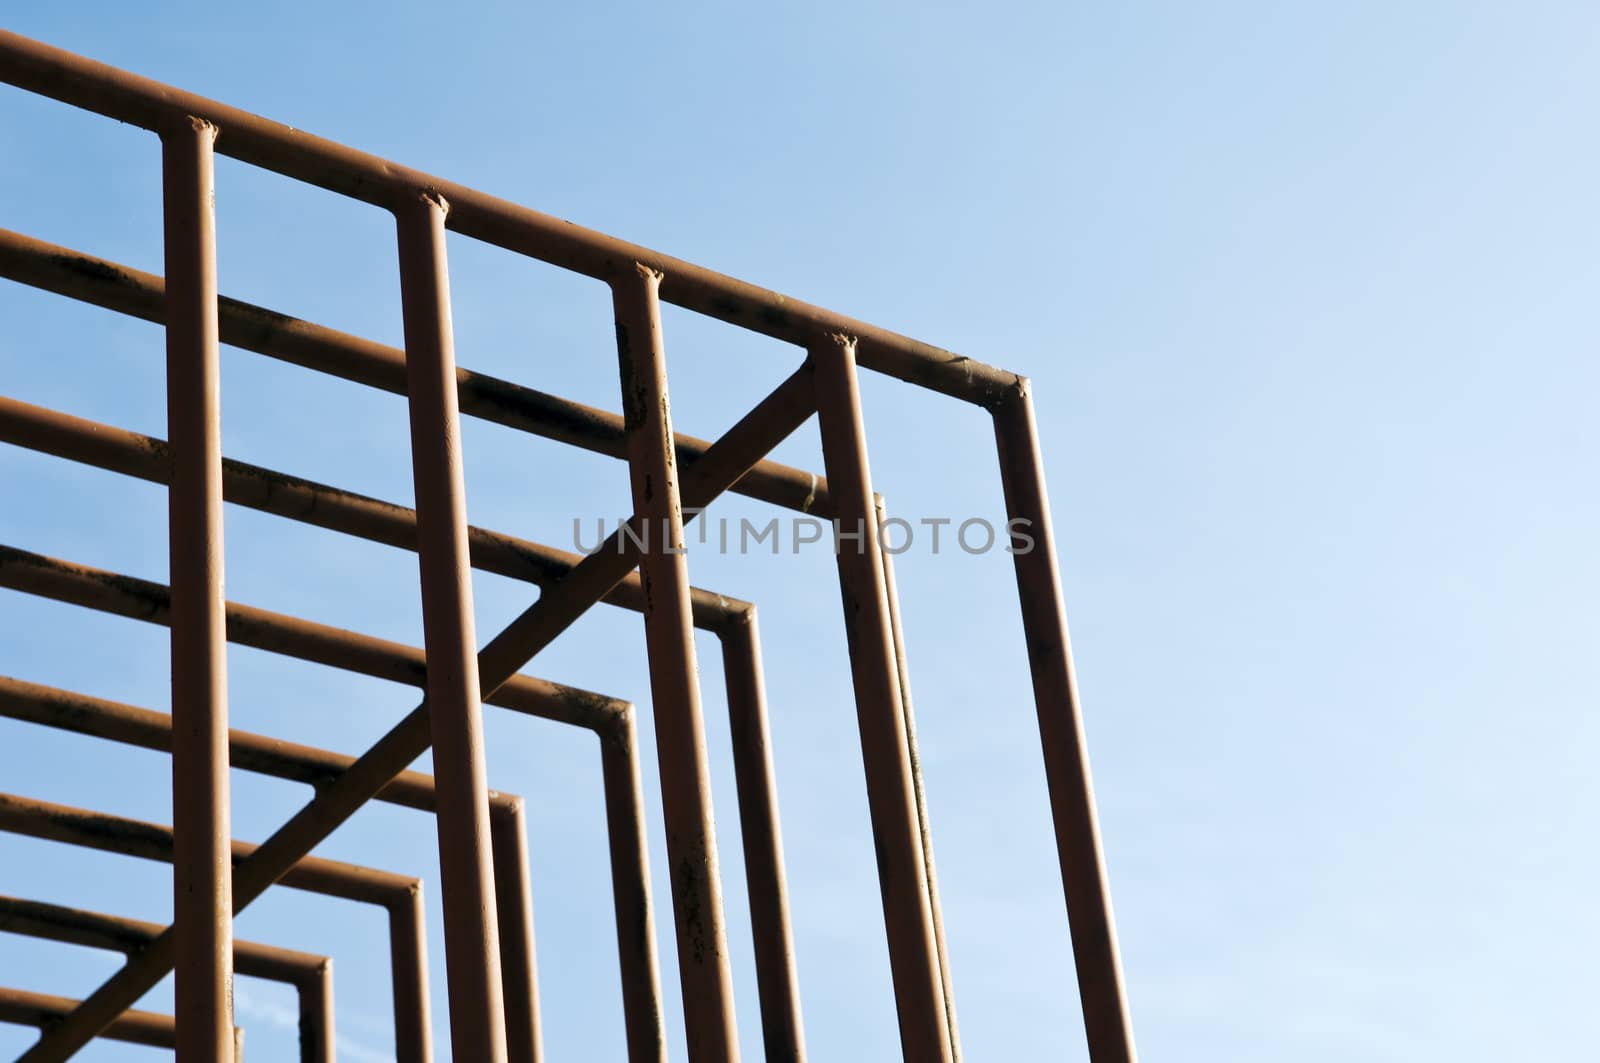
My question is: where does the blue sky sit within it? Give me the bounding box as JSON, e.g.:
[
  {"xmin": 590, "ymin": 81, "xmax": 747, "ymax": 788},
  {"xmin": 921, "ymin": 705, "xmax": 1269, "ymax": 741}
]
[{"xmin": 2, "ymin": 1, "xmax": 1598, "ymax": 1059}]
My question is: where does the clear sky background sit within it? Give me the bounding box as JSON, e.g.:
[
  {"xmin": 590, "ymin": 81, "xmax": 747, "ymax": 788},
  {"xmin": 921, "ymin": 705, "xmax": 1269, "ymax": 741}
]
[{"xmin": 1, "ymin": 2, "xmax": 1597, "ymax": 1060}]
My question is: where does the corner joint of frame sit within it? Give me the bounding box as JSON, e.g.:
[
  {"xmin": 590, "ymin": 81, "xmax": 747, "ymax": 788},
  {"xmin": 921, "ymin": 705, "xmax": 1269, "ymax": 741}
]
[
  {"xmin": 598, "ymin": 701, "xmax": 637, "ymax": 750},
  {"xmin": 986, "ymin": 372, "xmax": 1032, "ymax": 416}
]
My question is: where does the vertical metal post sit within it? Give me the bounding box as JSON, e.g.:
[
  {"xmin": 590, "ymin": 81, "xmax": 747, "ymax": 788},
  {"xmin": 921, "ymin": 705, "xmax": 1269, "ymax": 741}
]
[
  {"xmin": 301, "ymin": 961, "xmax": 335, "ymax": 1063},
  {"xmin": 162, "ymin": 113, "xmax": 234, "ymax": 1062},
  {"xmin": 810, "ymin": 333, "xmax": 952, "ymax": 1063},
  {"xmin": 718, "ymin": 608, "xmax": 807, "ymax": 1063},
  {"xmin": 610, "ymin": 264, "xmax": 741, "ymax": 1063},
  {"xmin": 992, "ymin": 382, "xmax": 1136, "ymax": 1063},
  {"xmin": 491, "ymin": 798, "xmax": 544, "ymax": 1063},
  {"xmin": 874, "ymin": 495, "xmax": 963, "ymax": 1061},
  {"xmin": 395, "ymin": 189, "xmax": 508, "ymax": 1063},
  {"xmin": 599, "ymin": 715, "xmax": 669, "ymax": 1063},
  {"xmin": 387, "ymin": 886, "xmax": 434, "ymax": 1063}
]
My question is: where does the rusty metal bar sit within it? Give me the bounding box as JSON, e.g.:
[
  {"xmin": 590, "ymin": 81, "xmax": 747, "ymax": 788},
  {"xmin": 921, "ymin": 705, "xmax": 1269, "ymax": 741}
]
[
  {"xmin": 396, "ymin": 187, "xmax": 509, "ymax": 1063},
  {"xmin": 0, "ymin": 544, "xmax": 622, "ymax": 734},
  {"xmin": 598, "ymin": 707, "xmax": 668, "ymax": 1063},
  {"xmin": 810, "ymin": 333, "xmax": 951, "ymax": 1062},
  {"xmin": 0, "ymin": 31, "xmax": 1019, "ymax": 405},
  {"xmin": 875, "ymin": 495, "xmax": 962, "ymax": 1060},
  {"xmin": 0, "ymin": 393, "xmax": 778, "ymax": 623},
  {"xmin": 24, "ymin": 360, "xmax": 816, "ymax": 1058},
  {"xmin": 160, "ymin": 109, "xmax": 234, "ymax": 1062},
  {"xmin": 991, "ymin": 383, "xmax": 1136, "ymax": 1063},
  {"xmin": 0, "ymin": 895, "xmax": 333, "ymax": 1063},
  {"xmin": 0, "ymin": 228, "xmax": 827, "ymax": 517},
  {"xmin": 0, "ymin": 988, "xmax": 192, "ymax": 1051},
  {"xmin": 613, "ymin": 263, "xmax": 740, "ymax": 1062},
  {"xmin": 716, "ymin": 607, "xmax": 805, "ymax": 1063},
  {"xmin": 489, "ymin": 797, "xmax": 543, "ymax": 1063},
  {"xmin": 0, "ymin": 673, "xmax": 446, "ymax": 815},
  {"xmin": 0, "ymin": 793, "xmax": 429, "ymax": 1063},
  {"xmin": 388, "ymin": 882, "xmax": 433, "ymax": 1062}
]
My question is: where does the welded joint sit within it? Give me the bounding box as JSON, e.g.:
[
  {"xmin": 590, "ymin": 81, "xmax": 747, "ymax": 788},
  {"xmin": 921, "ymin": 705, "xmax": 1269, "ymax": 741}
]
[
  {"xmin": 162, "ymin": 114, "xmax": 218, "ymax": 144},
  {"xmin": 396, "ymin": 187, "xmax": 451, "ymax": 219}
]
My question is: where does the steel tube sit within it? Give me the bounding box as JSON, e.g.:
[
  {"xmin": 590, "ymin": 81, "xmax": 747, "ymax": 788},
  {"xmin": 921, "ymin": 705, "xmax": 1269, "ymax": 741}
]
[
  {"xmin": 717, "ymin": 607, "xmax": 806, "ymax": 1063},
  {"xmin": 613, "ymin": 264, "xmax": 740, "ymax": 1062},
  {"xmin": 396, "ymin": 188, "xmax": 509, "ymax": 1063},
  {"xmin": 991, "ymin": 384, "xmax": 1136, "ymax": 1063},
  {"xmin": 302, "ymin": 961, "xmax": 335, "ymax": 1063},
  {"xmin": 599, "ymin": 709, "xmax": 668, "ymax": 1063},
  {"xmin": 0, "ymin": 895, "xmax": 333, "ymax": 1063},
  {"xmin": 0, "ymin": 793, "xmax": 429, "ymax": 1063},
  {"xmin": 0, "ymin": 988, "xmax": 189, "ymax": 1050},
  {"xmin": 0, "ymin": 31, "xmax": 1018, "ymax": 405},
  {"xmin": 0, "ymin": 544, "xmax": 621, "ymax": 733},
  {"xmin": 489, "ymin": 797, "xmax": 543, "ymax": 1063},
  {"xmin": 0, "ymin": 228, "xmax": 828, "ymax": 517},
  {"xmin": 388, "ymin": 881, "xmax": 433, "ymax": 1061},
  {"xmin": 161, "ymin": 110, "xmax": 234, "ymax": 1063},
  {"xmin": 810, "ymin": 333, "xmax": 951, "ymax": 1062},
  {"xmin": 875, "ymin": 495, "xmax": 962, "ymax": 1060},
  {"xmin": 25, "ymin": 362, "xmax": 816, "ymax": 1059}
]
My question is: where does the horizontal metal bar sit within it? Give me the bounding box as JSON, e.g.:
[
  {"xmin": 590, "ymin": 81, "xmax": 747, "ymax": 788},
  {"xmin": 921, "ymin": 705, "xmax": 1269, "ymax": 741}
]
[
  {"xmin": 0, "ymin": 394, "xmax": 753, "ymax": 630},
  {"xmin": 0, "ymin": 792, "xmax": 416, "ymax": 906},
  {"xmin": 0, "ymin": 30, "xmax": 1019, "ymax": 406},
  {"xmin": 0, "ymin": 227, "xmax": 830, "ymax": 517},
  {"xmin": 0, "ymin": 893, "xmax": 329, "ymax": 986},
  {"xmin": 0, "ymin": 987, "xmax": 189, "ymax": 1050},
  {"xmin": 0, "ymin": 672, "xmax": 455, "ymax": 814},
  {"xmin": 0, "ymin": 543, "xmax": 627, "ymax": 734}
]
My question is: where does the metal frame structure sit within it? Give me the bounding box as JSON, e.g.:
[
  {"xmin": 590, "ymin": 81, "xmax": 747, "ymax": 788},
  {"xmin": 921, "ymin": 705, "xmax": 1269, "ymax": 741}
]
[
  {"xmin": 0, "ymin": 390, "xmax": 811, "ymax": 1060},
  {"xmin": 0, "ymin": 895, "xmax": 333, "ymax": 1062},
  {"xmin": 0, "ymin": 28, "xmax": 1135, "ymax": 1063},
  {"xmin": 0, "ymin": 793, "xmax": 425, "ymax": 1062}
]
